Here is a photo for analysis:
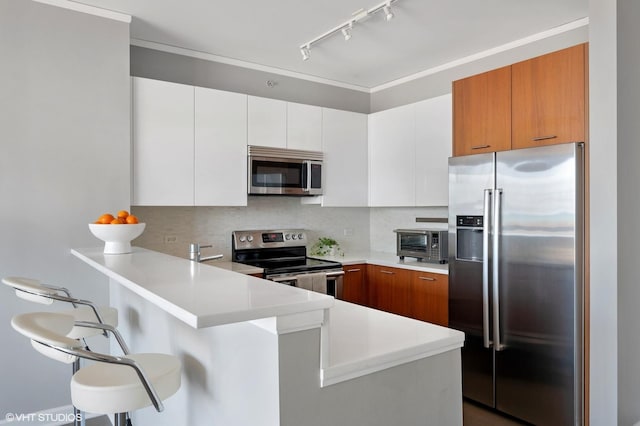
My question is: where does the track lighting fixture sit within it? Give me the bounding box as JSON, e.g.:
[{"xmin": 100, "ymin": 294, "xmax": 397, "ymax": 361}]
[
  {"xmin": 298, "ymin": 0, "xmax": 398, "ymax": 60},
  {"xmin": 341, "ymin": 23, "xmax": 353, "ymax": 41},
  {"xmin": 383, "ymin": 3, "xmax": 394, "ymax": 21},
  {"xmin": 300, "ymin": 45, "xmax": 310, "ymax": 61}
]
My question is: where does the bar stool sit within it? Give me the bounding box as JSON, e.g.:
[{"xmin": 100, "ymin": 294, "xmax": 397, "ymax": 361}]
[
  {"xmin": 3, "ymin": 276, "xmax": 127, "ymax": 425},
  {"xmin": 11, "ymin": 312, "xmax": 181, "ymax": 426},
  {"xmin": 2, "ymin": 276, "xmax": 118, "ymax": 341}
]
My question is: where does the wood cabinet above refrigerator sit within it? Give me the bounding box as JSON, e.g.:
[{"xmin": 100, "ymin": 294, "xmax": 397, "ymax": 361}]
[{"xmin": 452, "ymin": 43, "xmax": 587, "ymax": 157}]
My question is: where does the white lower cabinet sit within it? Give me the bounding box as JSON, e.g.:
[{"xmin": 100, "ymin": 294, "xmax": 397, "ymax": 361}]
[
  {"xmin": 321, "ymin": 108, "xmax": 368, "ymax": 207},
  {"xmin": 368, "ymin": 94, "xmax": 451, "ymax": 207},
  {"xmin": 132, "ymin": 77, "xmax": 194, "ymax": 206},
  {"xmin": 195, "ymin": 87, "xmax": 248, "ymax": 206},
  {"xmin": 132, "ymin": 77, "xmax": 248, "ymax": 206}
]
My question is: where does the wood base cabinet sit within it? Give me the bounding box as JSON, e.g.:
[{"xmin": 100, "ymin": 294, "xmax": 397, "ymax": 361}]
[
  {"xmin": 366, "ymin": 265, "xmax": 411, "ymax": 317},
  {"xmin": 409, "ymin": 271, "xmax": 448, "ymax": 327},
  {"xmin": 361, "ymin": 264, "xmax": 448, "ymax": 326},
  {"xmin": 342, "ymin": 264, "xmax": 367, "ymax": 305}
]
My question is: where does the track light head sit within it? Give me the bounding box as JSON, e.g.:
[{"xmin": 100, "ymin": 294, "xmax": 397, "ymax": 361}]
[
  {"xmin": 300, "ymin": 46, "xmax": 310, "ymax": 61},
  {"xmin": 341, "ymin": 23, "xmax": 353, "ymax": 41},
  {"xmin": 383, "ymin": 4, "xmax": 394, "ymax": 21}
]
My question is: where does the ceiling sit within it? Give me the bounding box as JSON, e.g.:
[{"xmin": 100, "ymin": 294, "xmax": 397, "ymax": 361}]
[{"xmin": 69, "ymin": 0, "xmax": 588, "ymax": 90}]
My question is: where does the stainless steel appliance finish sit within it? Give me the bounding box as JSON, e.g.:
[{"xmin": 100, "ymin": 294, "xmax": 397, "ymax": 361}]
[
  {"xmin": 231, "ymin": 229, "xmax": 343, "ymax": 298},
  {"xmin": 448, "ymin": 143, "xmax": 584, "ymax": 425},
  {"xmin": 248, "ymin": 146, "xmax": 323, "ymax": 196},
  {"xmin": 393, "ymin": 229, "xmax": 448, "ymax": 263}
]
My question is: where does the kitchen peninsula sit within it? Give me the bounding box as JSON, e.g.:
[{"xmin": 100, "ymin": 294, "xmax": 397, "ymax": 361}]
[{"xmin": 71, "ymin": 247, "xmax": 464, "ymax": 426}]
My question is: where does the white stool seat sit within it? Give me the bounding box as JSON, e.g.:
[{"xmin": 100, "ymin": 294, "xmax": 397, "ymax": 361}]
[
  {"xmin": 63, "ymin": 306, "xmax": 118, "ymax": 339},
  {"xmin": 71, "ymin": 353, "xmax": 181, "ymax": 414}
]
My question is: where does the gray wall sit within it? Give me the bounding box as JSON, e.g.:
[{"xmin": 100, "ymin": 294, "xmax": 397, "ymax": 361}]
[
  {"xmin": 588, "ymin": 0, "xmax": 618, "ymax": 423},
  {"xmin": 0, "ymin": 0, "xmax": 130, "ymax": 415},
  {"xmin": 617, "ymin": 0, "xmax": 640, "ymax": 424},
  {"xmin": 131, "ymin": 26, "xmax": 588, "ymax": 115},
  {"xmin": 131, "ymin": 46, "xmax": 370, "ymax": 113}
]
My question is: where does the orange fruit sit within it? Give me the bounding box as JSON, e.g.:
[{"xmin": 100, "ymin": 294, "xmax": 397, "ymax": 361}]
[
  {"xmin": 117, "ymin": 210, "xmax": 129, "ymax": 219},
  {"xmin": 110, "ymin": 218, "xmax": 125, "ymax": 224},
  {"xmin": 125, "ymin": 215, "xmax": 139, "ymax": 224},
  {"xmin": 98, "ymin": 213, "xmax": 115, "ymax": 224}
]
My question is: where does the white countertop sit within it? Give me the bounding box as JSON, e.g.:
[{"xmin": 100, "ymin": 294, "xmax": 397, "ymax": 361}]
[
  {"xmin": 323, "ymin": 299, "xmax": 464, "ymax": 386},
  {"xmin": 316, "ymin": 251, "xmax": 449, "ymax": 275},
  {"xmin": 212, "ymin": 260, "xmax": 263, "ymax": 275},
  {"xmin": 71, "ymin": 247, "xmax": 333, "ymax": 328}
]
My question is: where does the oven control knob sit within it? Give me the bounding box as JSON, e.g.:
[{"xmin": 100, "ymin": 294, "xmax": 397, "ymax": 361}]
[
  {"xmin": 247, "ymin": 235, "xmax": 254, "ymax": 242},
  {"xmin": 292, "ymin": 234, "xmax": 297, "ymax": 240},
  {"xmin": 285, "ymin": 234, "xmax": 291, "ymax": 240},
  {"xmin": 297, "ymin": 233, "xmax": 304, "ymax": 240},
  {"xmin": 239, "ymin": 236, "xmax": 246, "ymax": 242}
]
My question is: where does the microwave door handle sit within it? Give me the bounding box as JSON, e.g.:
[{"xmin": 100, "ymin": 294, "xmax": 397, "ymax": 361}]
[{"xmin": 303, "ymin": 161, "xmax": 311, "ymax": 193}]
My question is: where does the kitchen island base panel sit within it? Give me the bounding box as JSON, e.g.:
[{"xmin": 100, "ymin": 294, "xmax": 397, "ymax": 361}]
[
  {"xmin": 279, "ymin": 328, "xmax": 463, "ymax": 426},
  {"xmin": 111, "ymin": 281, "xmax": 462, "ymax": 426}
]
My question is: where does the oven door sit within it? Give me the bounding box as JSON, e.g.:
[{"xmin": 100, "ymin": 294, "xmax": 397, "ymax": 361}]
[
  {"xmin": 248, "ymin": 156, "xmax": 322, "ymax": 196},
  {"xmin": 268, "ymin": 270, "xmax": 344, "ymax": 298}
]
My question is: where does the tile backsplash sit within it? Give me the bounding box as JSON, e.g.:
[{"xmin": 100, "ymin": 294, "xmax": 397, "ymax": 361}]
[{"xmin": 132, "ymin": 198, "xmax": 447, "ymax": 260}]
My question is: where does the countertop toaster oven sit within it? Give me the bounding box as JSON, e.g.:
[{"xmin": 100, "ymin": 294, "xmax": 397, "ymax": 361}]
[{"xmin": 393, "ymin": 229, "xmax": 448, "ymax": 264}]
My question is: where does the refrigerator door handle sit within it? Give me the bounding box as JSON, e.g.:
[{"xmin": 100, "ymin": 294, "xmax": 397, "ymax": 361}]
[
  {"xmin": 482, "ymin": 189, "xmax": 493, "ymax": 349},
  {"xmin": 493, "ymin": 188, "xmax": 505, "ymax": 351}
]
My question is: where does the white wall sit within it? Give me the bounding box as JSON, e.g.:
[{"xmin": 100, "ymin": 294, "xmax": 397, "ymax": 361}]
[
  {"xmin": 588, "ymin": 0, "xmax": 618, "ymax": 424},
  {"xmin": 0, "ymin": 0, "xmax": 130, "ymax": 415}
]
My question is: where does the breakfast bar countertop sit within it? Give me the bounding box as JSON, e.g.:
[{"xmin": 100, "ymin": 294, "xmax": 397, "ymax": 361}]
[{"xmin": 71, "ymin": 247, "xmax": 333, "ymax": 329}]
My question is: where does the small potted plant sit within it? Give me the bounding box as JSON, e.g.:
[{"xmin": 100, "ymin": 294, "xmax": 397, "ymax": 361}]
[{"xmin": 310, "ymin": 237, "xmax": 343, "ymax": 257}]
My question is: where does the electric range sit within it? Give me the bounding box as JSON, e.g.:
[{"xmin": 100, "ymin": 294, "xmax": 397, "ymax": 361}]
[{"xmin": 231, "ymin": 229, "xmax": 344, "ymax": 298}]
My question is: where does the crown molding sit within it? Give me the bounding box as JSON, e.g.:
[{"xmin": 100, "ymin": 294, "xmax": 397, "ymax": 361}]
[{"xmin": 32, "ymin": 0, "xmax": 131, "ymax": 23}]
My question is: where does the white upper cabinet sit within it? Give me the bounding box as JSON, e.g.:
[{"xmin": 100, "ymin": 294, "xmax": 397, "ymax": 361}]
[
  {"xmin": 367, "ymin": 94, "xmax": 452, "ymax": 207},
  {"xmin": 132, "ymin": 77, "xmax": 194, "ymax": 206},
  {"xmin": 415, "ymin": 94, "xmax": 452, "ymax": 206},
  {"xmin": 321, "ymin": 108, "xmax": 368, "ymax": 207},
  {"xmin": 368, "ymin": 103, "xmax": 416, "ymax": 207},
  {"xmin": 287, "ymin": 102, "xmax": 322, "ymax": 151},
  {"xmin": 132, "ymin": 77, "xmax": 248, "ymax": 206},
  {"xmin": 195, "ymin": 87, "xmax": 248, "ymax": 206},
  {"xmin": 247, "ymin": 96, "xmax": 287, "ymax": 148},
  {"xmin": 247, "ymin": 96, "xmax": 322, "ymax": 151}
]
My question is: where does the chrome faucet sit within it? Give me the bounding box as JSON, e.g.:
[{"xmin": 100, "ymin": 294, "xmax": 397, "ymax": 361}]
[{"xmin": 189, "ymin": 243, "xmax": 223, "ymax": 262}]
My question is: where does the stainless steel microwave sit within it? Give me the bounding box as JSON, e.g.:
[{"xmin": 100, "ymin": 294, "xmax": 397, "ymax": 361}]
[
  {"xmin": 248, "ymin": 146, "xmax": 323, "ymax": 196},
  {"xmin": 394, "ymin": 229, "xmax": 448, "ymax": 264}
]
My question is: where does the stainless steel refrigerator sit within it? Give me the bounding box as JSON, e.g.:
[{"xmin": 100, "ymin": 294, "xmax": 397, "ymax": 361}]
[{"xmin": 448, "ymin": 143, "xmax": 584, "ymax": 425}]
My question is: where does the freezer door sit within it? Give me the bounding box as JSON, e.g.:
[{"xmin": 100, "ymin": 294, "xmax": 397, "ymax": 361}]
[
  {"xmin": 494, "ymin": 143, "xmax": 583, "ymax": 425},
  {"xmin": 448, "ymin": 153, "xmax": 495, "ymax": 406}
]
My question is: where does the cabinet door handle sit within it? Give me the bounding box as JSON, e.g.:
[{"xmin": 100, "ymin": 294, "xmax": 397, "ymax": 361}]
[
  {"xmin": 418, "ymin": 276, "xmax": 436, "ymax": 281},
  {"xmin": 346, "ymin": 268, "xmax": 361, "ymax": 272},
  {"xmin": 380, "ymin": 270, "xmax": 395, "ymax": 275},
  {"xmin": 531, "ymin": 135, "xmax": 557, "ymax": 141},
  {"xmin": 471, "ymin": 144, "xmax": 491, "ymax": 150}
]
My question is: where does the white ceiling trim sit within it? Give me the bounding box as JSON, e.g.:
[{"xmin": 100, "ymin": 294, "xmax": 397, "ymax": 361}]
[
  {"xmin": 32, "ymin": 0, "xmax": 131, "ymax": 23},
  {"xmin": 130, "ymin": 39, "xmax": 372, "ymax": 93},
  {"xmin": 370, "ymin": 17, "xmax": 590, "ymax": 93}
]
